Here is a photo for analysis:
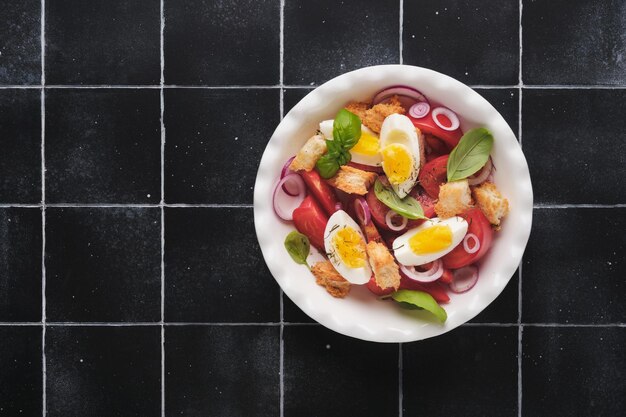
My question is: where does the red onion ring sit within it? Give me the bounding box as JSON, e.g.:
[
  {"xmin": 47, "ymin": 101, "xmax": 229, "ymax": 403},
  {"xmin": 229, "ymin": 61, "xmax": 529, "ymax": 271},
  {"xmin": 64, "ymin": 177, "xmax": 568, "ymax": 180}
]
[
  {"xmin": 463, "ymin": 233, "xmax": 480, "ymax": 254},
  {"xmin": 334, "ymin": 202, "xmax": 343, "ymax": 212},
  {"xmin": 280, "ymin": 156, "xmax": 299, "ymax": 196},
  {"xmin": 354, "ymin": 197, "xmax": 371, "ymax": 225},
  {"xmin": 449, "ymin": 265, "xmax": 479, "ymax": 293},
  {"xmin": 373, "ymin": 86, "xmax": 429, "ymax": 107},
  {"xmin": 400, "ymin": 260, "xmax": 443, "ymax": 283},
  {"xmin": 385, "ymin": 211, "xmax": 407, "ymax": 231},
  {"xmin": 272, "ymin": 173, "xmax": 306, "ymax": 221},
  {"xmin": 467, "ymin": 158, "xmax": 493, "ymax": 186},
  {"xmin": 408, "ymin": 101, "xmax": 430, "ymax": 119},
  {"xmin": 431, "ymin": 107, "xmax": 460, "ymax": 131}
]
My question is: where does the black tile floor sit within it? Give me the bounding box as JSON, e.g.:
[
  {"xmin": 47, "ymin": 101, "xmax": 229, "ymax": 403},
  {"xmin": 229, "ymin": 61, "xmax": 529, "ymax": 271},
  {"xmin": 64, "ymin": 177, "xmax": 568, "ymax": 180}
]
[{"xmin": 0, "ymin": 1, "xmax": 625, "ymax": 416}]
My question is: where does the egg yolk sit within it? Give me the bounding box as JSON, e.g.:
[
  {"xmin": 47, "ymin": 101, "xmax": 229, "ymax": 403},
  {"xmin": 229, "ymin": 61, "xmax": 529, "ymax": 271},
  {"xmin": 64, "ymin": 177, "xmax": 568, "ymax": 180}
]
[
  {"xmin": 381, "ymin": 144, "xmax": 414, "ymax": 184},
  {"xmin": 332, "ymin": 227, "xmax": 366, "ymax": 268},
  {"xmin": 409, "ymin": 225, "xmax": 453, "ymax": 254},
  {"xmin": 351, "ymin": 132, "xmax": 380, "ymax": 156}
]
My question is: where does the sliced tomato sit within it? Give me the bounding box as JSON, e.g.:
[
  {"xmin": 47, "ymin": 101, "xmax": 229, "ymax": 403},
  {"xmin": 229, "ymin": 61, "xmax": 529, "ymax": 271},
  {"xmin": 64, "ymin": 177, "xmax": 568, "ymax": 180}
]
[
  {"xmin": 439, "ymin": 268, "xmax": 453, "ymax": 284},
  {"xmin": 348, "ymin": 161, "xmax": 384, "ymax": 174},
  {"xmin": 300, "ymin": 170, "xmax": 339, "ymax": 216},
  {"xmin": 442, "ymin": 208, "xmax": 493, "ymax": 269},
  {"xmin": 424, "ymin": 134, "xmax": 449, "ymax": 161},
  {"xmin": 409, "ymin": 185, "xmax": 437, "ymax": 218},
  {"xmin": 418, "ymin": 155, "xmax": 448, "ymax": 198},
  {"xmin": 366, "ymin": 186, "xmax": 394, "ymax": 231},
  {"xmin": 399, "ymin": 272, "xmax": 450, "ymax": 303},
  {"xmin": 366, "ymin": 275, "xmax": 394, "ymax": 296},
  {"xmin": 292, "ymin": 195, "xmax": 328, "ymax": 251},
  {"xmin": 410, "ymin": 113, "xmax": 462, "ymax": 150}
]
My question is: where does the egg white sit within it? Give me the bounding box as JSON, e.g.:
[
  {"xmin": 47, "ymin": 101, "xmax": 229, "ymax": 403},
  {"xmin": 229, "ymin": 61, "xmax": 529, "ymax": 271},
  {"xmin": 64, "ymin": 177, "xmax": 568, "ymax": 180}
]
[
  {"xmin": 323, "ymin": 210, "xmax": 371, "ymax": 284},
  {"xmin": 319, "ymin": 119, "xmax": 382, "ymax": 167},
  {"xmin": 393, "ymin": 217, "xmax": 468, "ymax": 266},
  {"xmin": 379, "ymin": 114, "xmax": 422, "ymax": 198}
]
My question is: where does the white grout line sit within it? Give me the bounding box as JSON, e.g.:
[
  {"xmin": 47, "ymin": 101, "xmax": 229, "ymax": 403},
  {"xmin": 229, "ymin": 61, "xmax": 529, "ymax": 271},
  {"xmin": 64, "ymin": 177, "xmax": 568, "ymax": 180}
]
[
  {"xmin": 398, "ymin": 343, "xmax": 403, "ymax": 417},
  {"xmin": 0, "ymin": 204, "xmax": 42, "ymax": 208},
  {"xmin": 160, "ymin": 2, "xmax": 166, "ymax": 416},
  {"xmin": 398, "ymin": 0, "xmax": 403, "ymax": 65},
  {"xmin": 0, "ymin": 322, "xmax": 43, "ymax": 326},
  {"xmin": 164, "ymin": 203, "xmax": 253, "ymax": 208},
  {"xmin": 518, "ymin": 325, "xmax": 523, "ymax": 417},
  {"xmin": 518, "ymin": 0, "xmax": 523, "ymax": 87},
  {"xmin": 1, "ymin": 84, "xmax": 625, "ymax": 90},
  {"xmin": 518, "ymin": 2, "xmax": 523, "ymax": 412},
  {"xmin": 279, "ymin": 4, "xmax": 285, "ymax": 415},
  {"xmin": 40, "ymin": 2, "xmax": 46, "ymax": 415}
]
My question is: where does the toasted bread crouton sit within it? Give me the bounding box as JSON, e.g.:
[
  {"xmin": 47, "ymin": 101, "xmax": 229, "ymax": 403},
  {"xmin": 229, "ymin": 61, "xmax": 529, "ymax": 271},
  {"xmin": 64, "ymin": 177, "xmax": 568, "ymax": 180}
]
[
  {"xmin": 327, "ymin": 165, "xmax": 377, "ymax": 195},
  {"xmin": 434, "ymin": 179, "xmax": 473, "ymax": 219},
  {"xmin": 345, "ymin": 101, "xmax": 369, "ymax": 122},
  {"xmin": 472, "ymin": 182, "xmax": 510, "ymax": 227},
  {"xmin": 311, "ymin": 260, "xmax": 351, "ymax": 298},
  {"xmin": 366, "ymin": 241, "xmax": 400, "ymax": 290},
  {"xmin": 289, "ymin": 134, "xmax": 327, "ymax": 172},
  {"xmin": 362, "ymin": 96, "xmax": 406, "ymax": 133}
]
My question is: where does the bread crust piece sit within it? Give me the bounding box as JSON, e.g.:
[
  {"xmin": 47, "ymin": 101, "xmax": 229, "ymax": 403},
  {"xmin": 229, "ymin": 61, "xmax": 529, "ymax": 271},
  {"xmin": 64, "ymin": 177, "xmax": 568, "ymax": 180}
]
[
  {"xmin": 311, "ymin": 260, "xmax": 351, "ymax": 298},
  {"xmin": 366, "ymin": 241, "xmax": 400, "ymax": 290},
  {"xmin": 472, "ymin": 181, "xmax": 510, "ymax": 227},
  {"xmin": 289, "ymin": 134, "xmax": 327, "ymax": 172},
  {"xmin": 434, "ymin": 179, "xmax": 473, "ymax": 219},
  {"xmin": 327, "ymin": 165, "xmax": 377, "ymax": 195},
  {"xmin": 345, "ymin": 101, "xmax": 369, "ymax": 122},
  {"xmin": 363, "ymin": 96, "xmax": 406, "ymax": 134}
]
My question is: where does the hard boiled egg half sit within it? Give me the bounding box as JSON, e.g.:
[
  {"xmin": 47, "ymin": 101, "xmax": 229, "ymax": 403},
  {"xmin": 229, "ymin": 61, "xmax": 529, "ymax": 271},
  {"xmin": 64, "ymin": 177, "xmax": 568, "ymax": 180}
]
[
  {"xmin": 319, "ymin": 120, "xmax": 382, "ymax": 167},
  {"xmin": 379, "ymin": 114, "xmax": 423, "ymax": 198},
  {"xmin": 324, "ymin": 210, "xmax": 371, "ymax": 284},
  {"xmin": 393, "ymin": 217, "xmax": 468, "ymax": 266}
]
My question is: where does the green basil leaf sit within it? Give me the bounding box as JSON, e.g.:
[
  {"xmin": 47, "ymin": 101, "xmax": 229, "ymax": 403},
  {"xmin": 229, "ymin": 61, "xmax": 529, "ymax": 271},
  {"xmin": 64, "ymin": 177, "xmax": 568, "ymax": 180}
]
[
  {"xmin": 336, "ymin": 149, "xmax": 352, "ymax": 166},
  {"xmin": 333, "ymin": 109, "xmax": 361, "ymax": 150},
  {"xmin": 325, "ymin": 139, "xmax": 342, "ymax": 158},
  {"xmin": 374, "ymin": 179, "xmax": 428, "ymax": 220},
  {"xmin": 316, "ymin": 154, "xmax": 341, "ymax": 179},
  {"xmin": 284, "ymin": 231, "xmax": 310, "ymax": 268},
  {"xmin": 446, "ymin": 127, "xmax": 494, "ymax": 182},
  {"xmin": 391, "ymin": 290, "xmax": 447, "ymax": 323}
]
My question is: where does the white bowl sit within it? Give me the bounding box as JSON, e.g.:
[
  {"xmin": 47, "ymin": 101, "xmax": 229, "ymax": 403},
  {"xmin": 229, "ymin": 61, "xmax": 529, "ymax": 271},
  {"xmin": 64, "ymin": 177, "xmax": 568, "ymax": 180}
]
[{"xmin": 254, "ymin": 65, "xmax": 532, "ymax": 343}]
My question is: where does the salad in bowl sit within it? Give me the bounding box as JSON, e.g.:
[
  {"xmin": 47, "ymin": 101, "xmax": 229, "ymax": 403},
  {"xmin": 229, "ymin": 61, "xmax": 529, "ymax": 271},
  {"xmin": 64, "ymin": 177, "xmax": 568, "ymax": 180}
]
[{"xmin": 254, "ymin": 65, "xmax": 532, "ymax": 342}]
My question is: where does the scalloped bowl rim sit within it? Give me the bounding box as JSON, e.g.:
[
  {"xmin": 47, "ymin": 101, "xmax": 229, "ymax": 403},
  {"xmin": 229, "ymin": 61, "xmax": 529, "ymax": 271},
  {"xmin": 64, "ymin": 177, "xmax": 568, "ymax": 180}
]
[{"xmin": 254, "ymin": 65, "xmax": 532, "ymax": 343}]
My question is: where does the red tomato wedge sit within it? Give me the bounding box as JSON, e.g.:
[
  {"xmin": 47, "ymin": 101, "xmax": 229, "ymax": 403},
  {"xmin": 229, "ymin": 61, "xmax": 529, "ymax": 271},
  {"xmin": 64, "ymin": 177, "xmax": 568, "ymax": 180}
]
[
  {"xmin": 366, "ymin": 186, "xmax": 394, "ymax": 231},
  {"xmin": 418, "ymin": 155, "xmax": 449, "ymax": 198},
  {"xmin": 399, "ymin": 271, "xmax": 450, "ymax": 303},
  {"xmin": 300, "ymin": 170, "xmax": 340, "ymax": 216},
  {"xmin": 292, "ymin": 195, "xmax": 328, "ymax": 251},
  {"xmin": 366, "ymin": 275, "xmax": 395, "ymax": 296},
  {"xmin": 424, "ymin": 134, "xmax": 449, "ymax": 161},
  {"xmin": 442, "ymin": 208, "xmax": 493, "ymax": 269},
  {"xmin": 410, "ymin": 113, "xmax": 462, "ymax": 150},
  {"xmin": 439, "ymin": 268, "xmax": 454, "ymax": 284}
]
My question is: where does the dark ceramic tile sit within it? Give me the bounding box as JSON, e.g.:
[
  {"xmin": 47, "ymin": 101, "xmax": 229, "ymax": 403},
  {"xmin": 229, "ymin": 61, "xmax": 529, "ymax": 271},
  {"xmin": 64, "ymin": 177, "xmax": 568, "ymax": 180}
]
[
  {"xmin": 403, "ymin": 0, "xmax": 519, "ymax": 85},
  {"xmin": 523, "ymin": 209, "xmax": 625, "ymax": 324},
  {"xmin": 45, "ymin": 208, "xmax": 161, "ymax": 322},
  {"xmin": 284, "ymin": 0, "xmax": 399, "ymax": 86},
  {"xmin": 470, "ymin": 269, "xmax": 519, "ymax": 324},
  {"xmin": 523, "ymin": 0, "xmax": 626, "ymax": 85},
  {"xmin": 164, "ymin": 89, "xmax": 278, "ymax": 204},
  {"xmin": 523, "ymin": 89, "xmax": 626, "ymax": 204},
  {"xmin": 474, "ymin": 88, "xmax": 519, "ymax": 135},
  {"xmin": 165, "ymin": 326, "xmax": 279, "ymax": 417},
  {"xmin": 164, "ymin": 208, "xmax": 279, "ymax": 322},
  {"xmin": 0, "ymin": 89, "xmax": 41, "ymax": 203},
  {"xmin": 403, "ymin": 327, "xmax": 518, "ymax": 416},
  {"xmin": 46, "ymin": 89, "xmax": 160, "ymax": 204},
  {"xmin": 283, "ymin": 88, "xmax": 312, "ymax": 116},
  {"xmin": 0, "ymin": 209, "xmax": 42, "ymax": 322},
  {"xmin": 46, "ymin": 0, "xmax": 160, "ymax": 85},
  {"xmin": 46, "ymin": 326, "xmax": 160, "ymax": 417},
  {"xmin": 164, "ymin": 0, "xmax": 279, "ymax": 85},
  {"xmin": 282, "ymin": 293, "xmax": 314, "ymax": 324},
  {"xmin": 284, "ymin": 326, "xmax": 398, "ymax": 417},
  {"xmin": 0, "ymin": 0, "xmax": 41, "ymax": 84},
  {"xmin": 0, "ymin": 326, "xmax": 42, "ymax": 416},
  {"xmin": 522, "ymin": 327, "xmax": 625, "ymax": 417}
]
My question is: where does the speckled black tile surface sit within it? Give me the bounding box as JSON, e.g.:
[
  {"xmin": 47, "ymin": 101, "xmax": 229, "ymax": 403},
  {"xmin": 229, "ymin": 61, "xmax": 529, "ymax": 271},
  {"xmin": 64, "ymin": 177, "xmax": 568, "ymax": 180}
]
[{"xmin": 0, "ymin": 1, "xmax": 625, "ymax": 416}]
